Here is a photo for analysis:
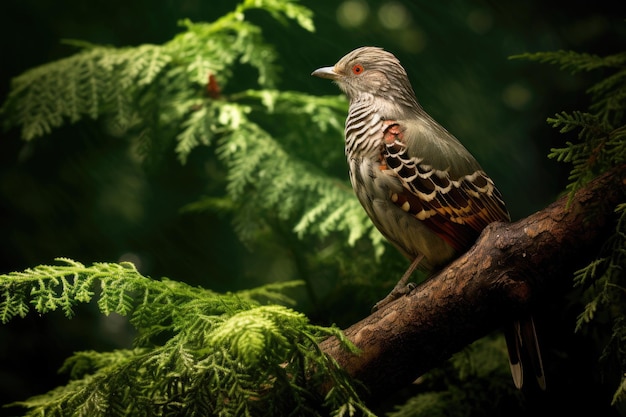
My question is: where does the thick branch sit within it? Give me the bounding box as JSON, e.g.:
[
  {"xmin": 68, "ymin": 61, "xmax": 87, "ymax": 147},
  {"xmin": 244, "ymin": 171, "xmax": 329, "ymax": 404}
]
[{"xmin": 320, "ymin": 165, "xmax": 626, "ymax": 398}]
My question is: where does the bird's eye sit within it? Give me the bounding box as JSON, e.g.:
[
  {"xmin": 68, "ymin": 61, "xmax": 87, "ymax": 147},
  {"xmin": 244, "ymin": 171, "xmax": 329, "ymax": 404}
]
[{"xmin": 352, "ymin": 64, "xmax": 364, "ymax": 75}]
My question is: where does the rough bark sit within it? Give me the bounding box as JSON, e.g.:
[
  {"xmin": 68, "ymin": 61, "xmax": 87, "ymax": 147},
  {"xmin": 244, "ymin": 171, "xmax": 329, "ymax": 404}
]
[{"xmin": 320, "ymin": 165, "xmax": 626, "ymax": 399}]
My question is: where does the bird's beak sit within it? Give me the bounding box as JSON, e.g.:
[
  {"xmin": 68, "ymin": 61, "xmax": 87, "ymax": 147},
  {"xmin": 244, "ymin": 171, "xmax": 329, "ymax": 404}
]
[{"xmin": 311, "ymin": 66, "xmax": 339, "ymax": 80}]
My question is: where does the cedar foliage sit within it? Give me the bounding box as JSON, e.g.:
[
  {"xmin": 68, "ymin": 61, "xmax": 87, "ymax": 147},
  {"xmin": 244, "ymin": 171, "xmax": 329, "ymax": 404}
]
[
  {"xmin": 0, "ymin": 259, "xmax": 372, "ymax": 416},
  {"xmin": 0, "ymin": 0, "xmax": 382, "ymax": 257},
  {"xmin": 1, "ymin": 1, "xmax": 380, "ymax": 415}
]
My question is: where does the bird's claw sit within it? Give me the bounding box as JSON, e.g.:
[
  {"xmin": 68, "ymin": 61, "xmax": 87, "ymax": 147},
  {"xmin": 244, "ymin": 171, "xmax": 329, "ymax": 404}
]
[{"xmin": 372, "ymin": 282, "xmax": 416, "ymax": 312}]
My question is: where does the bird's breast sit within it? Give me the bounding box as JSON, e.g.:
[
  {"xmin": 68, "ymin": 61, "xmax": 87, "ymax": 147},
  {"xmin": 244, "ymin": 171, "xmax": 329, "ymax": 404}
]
[
  {"xmin": 347, "ymin": 156, "xmax": 456, "ymax": 271},
  {"xmin": 344, "ymin": 98, "xmax": 387, "ymax": 159}
]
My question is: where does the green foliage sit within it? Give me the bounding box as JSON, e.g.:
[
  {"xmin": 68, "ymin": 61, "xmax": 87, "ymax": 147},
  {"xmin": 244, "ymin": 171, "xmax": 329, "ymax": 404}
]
[
  {"xmin": 512, "ymin": 50, "xmax": 626, "ymax": 200},
  {"xmin": 0, "ymin": 0, "xmax": 383, "ymax": 258},
  {"xmin": 514, "ymin": 49, "xmax": 626, "ymax": 405},
  {"xmin": 511, "ymin": 50, "xmax": 626, "ymax": 74},
  {"xmin": 0, "ymin": 0, "xmax": 314, "ymax": 142},
  {"xmin": 0, "ymin": 258, "xmax": 373, "ymax": 417},
  {"xmin": 573, "ymin": 203, "xmax": 626, "ymax": 406},
  {"xmin": 0, "ymin": 1, "xmax": 386, "ymax": 415}
]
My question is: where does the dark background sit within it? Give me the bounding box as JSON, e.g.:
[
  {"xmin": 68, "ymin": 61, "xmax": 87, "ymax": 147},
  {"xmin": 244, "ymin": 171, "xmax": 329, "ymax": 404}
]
[{"xmin": 1, "ymin": 0, "xmax": 625, "ymax": 415}]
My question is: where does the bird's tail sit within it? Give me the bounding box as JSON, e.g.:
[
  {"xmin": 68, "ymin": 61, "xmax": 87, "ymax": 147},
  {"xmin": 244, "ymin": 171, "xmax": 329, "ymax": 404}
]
[{"xmin": 504, "ymin": 315, "xmax": 546, "ymax": 391}]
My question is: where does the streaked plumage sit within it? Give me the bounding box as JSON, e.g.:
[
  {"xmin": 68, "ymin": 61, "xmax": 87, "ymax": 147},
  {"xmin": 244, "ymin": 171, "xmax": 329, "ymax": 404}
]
[{"xmin": 312, "ymin": 46, "xmax": 545, "ymax": 391}]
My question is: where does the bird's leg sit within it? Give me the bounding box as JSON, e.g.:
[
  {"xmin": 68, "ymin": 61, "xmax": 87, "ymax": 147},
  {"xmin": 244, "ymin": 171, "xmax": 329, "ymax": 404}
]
[{"xmin": 373, "ymin": 254, "xmax": 424, "ymax": 311}]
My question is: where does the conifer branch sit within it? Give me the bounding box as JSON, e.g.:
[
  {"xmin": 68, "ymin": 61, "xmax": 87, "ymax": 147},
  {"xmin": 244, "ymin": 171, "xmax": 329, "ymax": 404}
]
[
  {"xmin": 1, "ymin": 0, "xmax": 385, "ymax": 255},
  {"xmin": 0, "ymin": 259, "xmax": 374, "ymax": 416}
]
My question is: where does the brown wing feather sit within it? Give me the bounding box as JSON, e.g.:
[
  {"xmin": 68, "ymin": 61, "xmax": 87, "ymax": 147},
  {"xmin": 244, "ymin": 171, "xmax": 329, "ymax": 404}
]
[{"xmin": 382, "ymin": 121, "xmax": 509, "ymax": 252}]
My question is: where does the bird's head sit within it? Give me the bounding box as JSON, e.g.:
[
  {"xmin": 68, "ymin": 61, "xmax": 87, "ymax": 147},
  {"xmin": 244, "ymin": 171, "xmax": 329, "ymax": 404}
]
[{"xmin": 312, "ymin": 46, "xmax": 418, "ymax": 109}]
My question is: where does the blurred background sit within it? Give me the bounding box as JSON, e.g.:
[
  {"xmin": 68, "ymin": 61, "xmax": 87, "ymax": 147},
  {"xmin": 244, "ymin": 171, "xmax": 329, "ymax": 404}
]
[{"xmin": 1, "ymin": 0, "xmax": 624, "ymax": 415}]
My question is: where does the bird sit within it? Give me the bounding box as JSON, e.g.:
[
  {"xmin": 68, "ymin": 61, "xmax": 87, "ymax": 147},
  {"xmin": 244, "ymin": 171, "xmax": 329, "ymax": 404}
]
[{"xmin": 312, "ymin": 46, "xmax": 545, "ymax": 391}]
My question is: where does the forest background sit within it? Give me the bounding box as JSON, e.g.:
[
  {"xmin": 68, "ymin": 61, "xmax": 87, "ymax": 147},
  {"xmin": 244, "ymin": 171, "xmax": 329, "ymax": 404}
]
[{"xmin": 1, "ymin": 0, "xmax": 625, "ymax": 416}]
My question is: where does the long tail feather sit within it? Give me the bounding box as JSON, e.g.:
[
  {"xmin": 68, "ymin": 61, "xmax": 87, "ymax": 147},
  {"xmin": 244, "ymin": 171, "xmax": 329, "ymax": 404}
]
[
  {"xmin": 520, "ymin": 316, "xmax": 546, "ymax": 390},
  {"xmin": 504, "ymin": 316, "xmax": 546, "ymax": 391},
  {"xmin": 504, "ymin": 321, "xmax": 524, "ymax": 389}
]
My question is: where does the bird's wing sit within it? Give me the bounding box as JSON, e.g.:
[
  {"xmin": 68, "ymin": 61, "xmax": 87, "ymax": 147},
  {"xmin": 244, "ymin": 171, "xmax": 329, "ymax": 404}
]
[{"xmin": 379, "ymin": 119, "xmax": 510, "ymax": 252}]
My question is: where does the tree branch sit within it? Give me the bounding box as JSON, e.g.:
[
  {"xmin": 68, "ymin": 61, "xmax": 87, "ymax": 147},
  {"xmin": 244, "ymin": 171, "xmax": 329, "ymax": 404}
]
[{"xmin": 320, "ymin": 165, "xmax": 626, "ymax": 398}]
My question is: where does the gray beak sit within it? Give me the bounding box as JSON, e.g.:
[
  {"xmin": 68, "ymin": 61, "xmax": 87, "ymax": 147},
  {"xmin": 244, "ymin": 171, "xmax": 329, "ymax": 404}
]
[{"xmin": 311, "ymin": 66, "xmax": 338, "ymax": 80}]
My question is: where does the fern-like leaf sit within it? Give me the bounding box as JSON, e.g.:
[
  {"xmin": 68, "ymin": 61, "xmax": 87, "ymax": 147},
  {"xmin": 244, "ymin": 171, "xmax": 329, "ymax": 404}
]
[
  {"xmin": 1, "ymin": 258, "xmax": 372, "ymax": 416},
  {"xmin": 510, "ymin": 50, "xmax": 626, "ymax": 74}
]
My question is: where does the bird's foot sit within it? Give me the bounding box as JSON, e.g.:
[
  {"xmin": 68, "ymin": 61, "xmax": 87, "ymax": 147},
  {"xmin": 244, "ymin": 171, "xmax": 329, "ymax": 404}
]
[
  {"xmin": 372, "ymin": 254, "xmax": 424, "ymax": 312},
  {"xmin": 372, "ymin": 281, "xmax": 416, "ymax": 312}
]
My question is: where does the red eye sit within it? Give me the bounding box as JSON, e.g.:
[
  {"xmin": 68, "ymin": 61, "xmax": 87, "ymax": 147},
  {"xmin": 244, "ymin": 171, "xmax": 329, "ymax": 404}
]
[{"xmin": 352, "ymin": 64, "xmax": 364, "ymax": 75}]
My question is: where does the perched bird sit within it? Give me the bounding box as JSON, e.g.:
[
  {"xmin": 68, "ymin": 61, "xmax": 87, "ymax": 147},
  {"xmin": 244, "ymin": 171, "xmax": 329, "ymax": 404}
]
[{"xmin": 312, "ymin": 46, "xmax": 545, "ymax": 391}]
